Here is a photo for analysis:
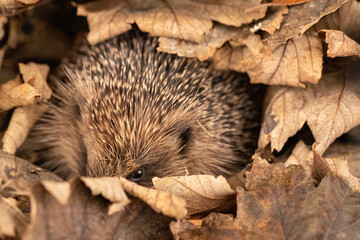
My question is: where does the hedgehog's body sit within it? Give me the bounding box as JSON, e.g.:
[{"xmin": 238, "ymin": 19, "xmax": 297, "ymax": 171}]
[{"xmin": 32, "ymin": 31, "xmax": 260, "ymax": 186}]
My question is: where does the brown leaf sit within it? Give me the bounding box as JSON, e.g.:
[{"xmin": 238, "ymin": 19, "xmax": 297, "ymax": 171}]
[
  {"xmin": 77, "ymin": 0, "xmax": 266, "ymax": 45},
  {"xmin": 170, "ymin": 213, "xmax": 243, "ymax": 239},
  {"xmin": 315, "ymin": 0, "xmax": 360, "ymax": 42},
  {"xmin": 157, "ymin": 23, "xmax": 245, "ymax": 60},
  {"xmin": 0, "ymin": 196, "xmax": 29, "ymax": 238},
  {"xmin": 153, "ymin": 175, "xmax": 235, "ymax": 215},
  {"xmin": 258, "ymin": 67, "xmax": 360, "ymax": 154},
  {"xmin": 313, "ymin": 150, "xmax": 360, "ymax": 193},
  {"xmin": 23, "ymin": 178, "xmax": 174, "ymax": 240},
  {"xmin": 266, "ymin": 0, "xmax": 348, "ymax": 46},
  {"xmin": 212, "ymin": 31, "xmax": 323, "ymax": 87},
  {"xmin": 0, "ymin": 150, "xmax": 62, "ymax": 194},
  {"xmin": 170, "ymin": 158, "xmax": 360, "ymax": 239},
  {"xmin": 319, "ymin": 29, "xmax": 360, "ymax": 57},
  {"xmin": 259, "ymin": 6, "xmax": 289, "ymax": 35}
]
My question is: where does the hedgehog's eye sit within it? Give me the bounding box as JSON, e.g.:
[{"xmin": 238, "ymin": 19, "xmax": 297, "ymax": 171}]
[
  {"xmin": 127, "ymin": 168, "xmax": 145, "ymax": 182},
  {"xmin": 179, "ymin": 127, "xmax": 191, "ymax": 154}
]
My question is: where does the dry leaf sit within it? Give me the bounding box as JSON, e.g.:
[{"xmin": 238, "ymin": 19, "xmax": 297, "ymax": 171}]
[
  {"xmin": 258, "ymin": 67, "xmax": 360, "ymax": 155},
  {"xmin": 212, "ymin": 31, "xmax": 323, "ymax": 87},
  {"xmin": 266, "ymin": 0, "xmax": 348, "ymax": 46},
  {"xmin": 1, "ymin": 62, "xmax": 51, "ymax": 154},
  {"xmin": 77, "ymin": 0, "xmax": 266, "ymax": 45},
  {"xmin": 0, "ymin": 196, "xmax": 29, "ymax": 238},
  {"xmin": 170, "ymin": 213, "xmax": 242, "ymax": 239},
  {"xmin": 0, "ymin": 76, "xmax": 41, "ymax": 112},
  {"xmin": 170, "ymin": 158, "xmax": 360, "ymax": 239},
  {"xmin": 319, "ymin": 29, "xmax": 360, "ymax": 57},
  {"xmin": 157, "ymin": 23, "xmax": 245, "ymax": 60},
  {"xmin": 18, "ymin": 62, "xmax": 51, "ymax": 101},
  {"xmin": 2, "ymin": 104, "xmax": 47, "ymax": 154},
  {"xmin": 315, "ymin": 0, "xmax": 360, "ymax": 42},
  {"xmin": 153, "ymin": 175, "xmax": 235, "ymax": 215},
  {"xmin": 81, "ymin": 177, "xmax": 130, "ymax": 215},
  {"xmin": 259, "ymin": 6, "xmax": 289, "ymax": 35},
  {"xmin": 313, "ymin": 151, "xmax": 360, "ymax": 193},
  {"xmin": 119, "ymin": 177, "xmax": 187, "ymax": 219},
  {"xmin": 285, "ymin": 140, "xmax": 312, "ymax": 173},
  {"xmin": 23, "ymin": 178, "xmax": 174, "ymax": 240}
]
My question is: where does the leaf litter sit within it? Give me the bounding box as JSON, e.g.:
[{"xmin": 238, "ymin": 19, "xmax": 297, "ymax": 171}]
[{"xmin": 0, "ymin": 0, "xmax": 360, "ymax": 239}]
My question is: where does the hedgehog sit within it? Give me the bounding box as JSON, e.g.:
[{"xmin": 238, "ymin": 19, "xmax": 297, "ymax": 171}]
[{"xmin": 29, "ymin": 30, "xmax": 261, "ymax": 186}]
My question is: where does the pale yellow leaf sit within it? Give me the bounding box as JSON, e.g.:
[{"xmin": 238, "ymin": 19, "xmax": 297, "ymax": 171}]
[
  {"xmin": 319, "ymin": 29, "xmax": 360, "ymax": 57},
  {"xmin": 153, "ymin": 175, "xmax": 235, "ymax": 215}
]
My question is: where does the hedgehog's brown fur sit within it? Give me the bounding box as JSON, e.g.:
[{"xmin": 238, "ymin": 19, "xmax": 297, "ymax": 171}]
[{"xmin": 30, "ymin": 30, "xmax": 260, "ymax": 186}]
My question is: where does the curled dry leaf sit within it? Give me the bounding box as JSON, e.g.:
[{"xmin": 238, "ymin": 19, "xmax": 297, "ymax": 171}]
[
  {"xmin": 2, "ymin": 104, "xmax": 47, "ymax": 154},
  {"xmin": 77, "ymin": 0, "xmax": 266, "ymax": 45},
  {"xmin": 81, "ymin": 177, "xmax": 130, "ymax": 215},
  {"xmin": 315, "ymin": 0, "xmax": 360, "ymax": 42},
  {"xmin": 0, "ymin": 196, "xmax": 29, "ymax": 238},
  {"xmin": 258, "ymin": 67, "xmax": 360, "ymax": 155},
  {"xmin": 319, "ymin": 29, "xmax": 360, "ymax": 57},
  {"xmin": 212, "ymin": 31, "xmax": 323, "ymax": 87},
  {"xmin": 266, "ymin": 0, "xmax": 348, "ymax": 46},
  {"xmin": 0, "ymin": 16, "xmax": 8, "ymax": 70},
  {"xmin": 119, "ymin": 177, "xmax": 187, "ymax": 219},
  {"xmin": 153, "ymin": 175, "xmax": 235, "ymax": 215},
  {"xmin": 258, "ymin": 6, "xmax": 288, "ymax": 35},
  {"xmin": 0, "ymin": 76, "xmax": 41, "ymax": 112},
  {"xmin": 313, "ymin": 151, "xmax": 360, "ymax": 193},
  {"xmin": 157, "ymin": 23, "xmax": 245, "ymax": 61},
  {"xmin": 23, "ymin": 178, "xmax": 174, "ymax": 240},
  {"xmin": 1, "ymin": 62, "xmax": 51, "ymax": 154}
]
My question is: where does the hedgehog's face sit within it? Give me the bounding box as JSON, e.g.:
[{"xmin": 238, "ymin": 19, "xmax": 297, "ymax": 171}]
[{"xmin": 77, "ymin": 102, "xmax": 204, "ymax": 187}]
